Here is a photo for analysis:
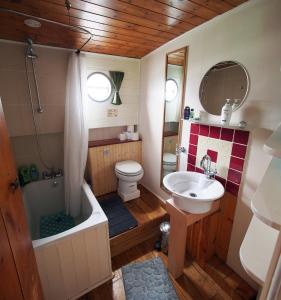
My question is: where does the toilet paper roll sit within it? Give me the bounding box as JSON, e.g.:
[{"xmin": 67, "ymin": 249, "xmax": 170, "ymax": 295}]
[
  {"xmin": 127, "ymin": 125, "xmax": 134, "ymax": 133},
  {"xmin": 119, "ymin": 133, "xmax": 127, "ymax": 141},
  {"xmin": 131, "ymin": 132, "xmax": 139, "ymax": 141}
]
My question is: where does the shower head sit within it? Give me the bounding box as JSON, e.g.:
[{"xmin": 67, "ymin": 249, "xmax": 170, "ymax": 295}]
[{"xmin": 26, "ymin": 38, "xmax": 38, "ymax": 59}]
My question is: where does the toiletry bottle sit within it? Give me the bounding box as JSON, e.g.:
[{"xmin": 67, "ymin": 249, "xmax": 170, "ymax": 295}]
[
  {"xmin": 184, "ymin": 106, "xmax": 190, "ymax": 120},
  {"xmin": 221, "ymin": 99, "xmax": 232, "ymax": 125},
  {"xmin": 190, "ymin": 108, "xmax": 194, "ymax": 119},
  {"xmin": 30, "ymin": 164, "xmax": 39, "ymax": 181},
  {"xmin": 232, "ymin": 99, "xmax": 240, "ymax": 111}
]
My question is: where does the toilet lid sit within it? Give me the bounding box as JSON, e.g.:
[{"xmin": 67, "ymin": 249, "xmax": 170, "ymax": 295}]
[
  {"xmin": 163, "ymin": 153, "xmax": 177, "ymax": 165},
  {"xmin": 115, "ymin": 160, "xmax": 143, "ymax": 175}
]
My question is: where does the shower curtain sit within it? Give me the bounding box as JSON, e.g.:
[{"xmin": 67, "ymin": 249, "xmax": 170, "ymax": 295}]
[{"xmin": 64, "ymin": 52, "xmax": 88, "ymax": 217}]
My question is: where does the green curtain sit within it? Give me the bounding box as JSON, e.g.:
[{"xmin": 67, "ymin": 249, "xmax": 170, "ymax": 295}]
[{"xmin": 110, "ymin": 71, "xmax": 124, "ymax": 105}]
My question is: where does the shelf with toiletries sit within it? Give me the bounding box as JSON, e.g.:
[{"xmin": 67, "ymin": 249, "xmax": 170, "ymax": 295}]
[
  {"xmin": 181, "ymin": 119, "xmax": 250, "ymax": 131},
  {"xmin": 88, "ymin": 138, "xmax": 142, "ymax": 148},
  {"xmin": 263, "ymin": 123, "xmax": 281, "ymax": 158},
  {"xmin": 251, "ymin": 157, "xmax": 281, "ymax": 230}
]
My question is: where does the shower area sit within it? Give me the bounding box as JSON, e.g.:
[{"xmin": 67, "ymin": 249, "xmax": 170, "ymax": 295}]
[{"xmin": 0, "ymin": 40, "xmax": 112, "ymax": 299}]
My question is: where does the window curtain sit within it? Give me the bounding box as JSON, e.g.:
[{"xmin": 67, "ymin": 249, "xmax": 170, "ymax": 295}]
[
  {"xmin": 110, "ymin": 71, "xmax": 124, "ymax": 105},
  {"xmin": 64, "ymin": 52, "xmax": 88, "ymax": 218}
]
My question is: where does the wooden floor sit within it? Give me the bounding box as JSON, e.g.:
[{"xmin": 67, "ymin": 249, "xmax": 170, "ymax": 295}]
[
  {"xmin": 99, "ymin": 185, "xmax": 168, "ymax": 257},
  {"xmin": 80, "ymin": 238, "xmax": 256, "ymax": 300}
]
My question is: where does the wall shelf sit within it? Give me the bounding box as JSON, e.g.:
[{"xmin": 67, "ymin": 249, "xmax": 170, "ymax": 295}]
[
  {"xmin": 264, "ymin": 123, "xmax": 281, "ymax": 158},
  {"xmin": 251, "ymin": 158, "xmax": 281, "ymax": 230},
  {"xmin": 240, "ymin": 216, "xmax": 279, "ymax": 285},
  {"xmin": 182, "ymin": 119, "xmax": 250, "ymax": 131}
]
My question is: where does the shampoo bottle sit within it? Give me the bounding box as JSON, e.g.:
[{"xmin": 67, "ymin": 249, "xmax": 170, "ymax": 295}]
[{"xmin": 221, "ymin": 99, "xmax": 232, "ymax": 125}]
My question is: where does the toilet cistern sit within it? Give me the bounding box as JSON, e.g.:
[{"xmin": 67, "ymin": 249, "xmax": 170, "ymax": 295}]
[{"xmin": 200, "ymin": 154, "xmax": 217, "ymax": 179}]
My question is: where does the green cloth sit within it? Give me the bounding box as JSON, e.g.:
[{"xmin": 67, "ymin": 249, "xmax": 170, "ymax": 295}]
[{"xmin": 110, "ymin": 71, "xmax": 124, "ymax": 105}]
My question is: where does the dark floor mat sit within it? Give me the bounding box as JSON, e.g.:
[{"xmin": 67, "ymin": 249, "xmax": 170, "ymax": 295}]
[{"xmin": 99, "ymin": 194, "xmax": 138, "ymax": 238}]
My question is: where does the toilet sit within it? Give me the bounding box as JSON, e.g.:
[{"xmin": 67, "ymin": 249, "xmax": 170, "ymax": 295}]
[
  {"xmin": 115, "ymin": 160, "xmax": 144, "ymax": 202},
  {"xmin": 163, "ymin": 152, "xmax": 177, "ymax": 177}
]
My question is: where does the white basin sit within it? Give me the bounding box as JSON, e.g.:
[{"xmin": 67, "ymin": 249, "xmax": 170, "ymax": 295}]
[{"xmin": 163, "ymin": 171, "xmax": 225, "ymax": 214}]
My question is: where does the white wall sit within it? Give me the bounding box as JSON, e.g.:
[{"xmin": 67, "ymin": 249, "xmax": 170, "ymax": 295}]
[
  {"xmin": 139, "ymin": 0, "xmax": 281, "ymax": 286},
  {"xmin": 85, "ymin": 53, "xmax": 140, "ymax": 128}
]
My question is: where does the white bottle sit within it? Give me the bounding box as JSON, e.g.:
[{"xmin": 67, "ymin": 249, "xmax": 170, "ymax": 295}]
[
  {"xmin": 232, "ymin": 99, "xmax": 240, "ymax": 111},
  {"xmin": 221, "ymin": 99, "xmax": 232, "ymax": 125}
]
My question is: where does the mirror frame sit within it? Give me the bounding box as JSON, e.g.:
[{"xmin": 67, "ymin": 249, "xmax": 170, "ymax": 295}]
[
  {"xmin": 160, "ymin": 46, "xmax": 188, "ymax": 191},
  {"xmin": 199, "ymin": 60, "xmax": 250, "ymax": 115}
]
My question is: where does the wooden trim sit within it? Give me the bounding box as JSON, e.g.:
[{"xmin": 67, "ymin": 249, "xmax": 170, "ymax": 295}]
[
  {"xmin": 88, "ymin": 138, "xmax": 142, "ymax": 148},
  {"xmin": 160, "ymin": 46, "xmax": 188, "ymax": 190}
]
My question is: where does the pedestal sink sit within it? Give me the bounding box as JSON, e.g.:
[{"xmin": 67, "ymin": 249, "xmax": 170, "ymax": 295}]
[{"xmin": 163, "ymin": 171, "xmax": 225, "ymax": 214}]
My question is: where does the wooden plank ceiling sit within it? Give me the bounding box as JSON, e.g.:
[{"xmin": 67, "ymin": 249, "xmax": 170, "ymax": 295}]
[{"xmin": 0, "ymin": 0, "xmax": 247, "ymax": 58}]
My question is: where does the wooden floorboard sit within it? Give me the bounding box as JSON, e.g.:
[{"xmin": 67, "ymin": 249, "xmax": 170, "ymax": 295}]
[
  {"xmin": 80, "ymin": 238, "xmax": 256, "ymax": 300},
  {"xmin": 98, "ymin": 185, "xmax": 168, "ymax": 257}
]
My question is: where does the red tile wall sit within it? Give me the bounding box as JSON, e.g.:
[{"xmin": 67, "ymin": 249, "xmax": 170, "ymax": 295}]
[{"xmin": 188, "ymin": 123, "xmax": 250, "ymax": 197}]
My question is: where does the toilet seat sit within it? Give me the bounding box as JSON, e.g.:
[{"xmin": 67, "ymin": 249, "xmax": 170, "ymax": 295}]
[{"xmin": 115, "ymin": 160, "xmax": 143, "ymax": 176}]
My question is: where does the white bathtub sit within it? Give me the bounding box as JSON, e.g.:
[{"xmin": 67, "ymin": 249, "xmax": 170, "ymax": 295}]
[{"xmin": 23, "ymin": 177, "xmax": 112, "ymax": 300}]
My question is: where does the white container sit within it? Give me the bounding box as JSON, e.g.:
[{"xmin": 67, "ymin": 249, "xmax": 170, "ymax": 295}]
[
  {"xmin": 232, "ymin": 99, "xmax": 240, "ymax": 111},
  {"xmin": 119, "ymin": 133, "xmax": 127, "ymax": 141},
  {"xmin": 221, "ymin": 99, "xmax": 232, "ymax": 125},
  {"xmin": 126, "ymin": 132, "xmax": 133, "ymax": 140},
  {"xmin": 127, "ymin": 125, "xmax": 134, "ymax": 133},
  {"xmin": 131, "ymin": 132, "xmax": 139, "ymax": 141}
]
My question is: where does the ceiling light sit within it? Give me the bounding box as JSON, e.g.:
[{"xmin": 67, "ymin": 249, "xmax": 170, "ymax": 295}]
[{"xmin": 24, "ymin": 19, "xmax": 41, "ymax": 28}]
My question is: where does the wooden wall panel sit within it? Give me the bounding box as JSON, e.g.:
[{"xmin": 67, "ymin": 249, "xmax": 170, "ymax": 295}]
[
  {"xmin": 87, "ymin": 141, "xmax": 142, "ymax": 196},
  {"xmin": 186, "ymin": 192, "xmax": 237, "ymax": 267}
]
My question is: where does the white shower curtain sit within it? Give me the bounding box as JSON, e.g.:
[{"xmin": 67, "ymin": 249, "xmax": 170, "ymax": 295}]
[{"xmin": 64, "ymin": 52, "xmax": 88, "ymax": 217}]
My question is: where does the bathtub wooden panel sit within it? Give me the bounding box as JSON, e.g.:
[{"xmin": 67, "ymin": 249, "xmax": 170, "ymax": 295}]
[
  {"xmin": 35, "ymin": 223, "xmax": 112, "ymax": 300},
  {"xmin": 87, "ymin": 140, "xmax": 142, "ymax": 196}
]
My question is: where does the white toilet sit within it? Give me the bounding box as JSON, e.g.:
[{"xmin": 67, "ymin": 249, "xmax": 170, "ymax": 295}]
[
  {"xmin": 163, "ymin": 152, "xmax": 177, "ymax": 177},
  {"xmin": 115, "ymin": 160, "xmax": 144, "ymax": 202}
]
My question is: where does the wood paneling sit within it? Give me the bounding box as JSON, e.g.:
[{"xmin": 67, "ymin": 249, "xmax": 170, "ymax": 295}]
[
  {"xmin": 185, "ymin": 192, "xmax": 238, "ymax": 268},
  {"xmin": 0, "ymin": 0, "xmax": 248, "ymax": 58},
  {"xmin": 87, "ymin": 140, "xmax": 141, "ymax": 196}
]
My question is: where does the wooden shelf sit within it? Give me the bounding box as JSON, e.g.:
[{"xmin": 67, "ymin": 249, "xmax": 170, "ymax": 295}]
[
  {"xmin": 88, "ymin": 138, "xmax": 141, "ymax": 148},
  {"xmin": 251, "ymin": 158, "xmax": 281, "ymax": 230},
  {"xmin": 264, "ymin": 123, "xmax": 281, "ymax": 158},
  {"xmin": 240, "ymin": 216, "xmax": 279, "ymax": 285},
  {"xmin": 183, "ymin": 119, "xmax": 250, "ymax": 131}
]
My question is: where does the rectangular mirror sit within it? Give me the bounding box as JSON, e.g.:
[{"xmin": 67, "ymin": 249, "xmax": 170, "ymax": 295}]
[{"xmin": 160, "ymin": 47, "xmax": 188, "ymax": 188}]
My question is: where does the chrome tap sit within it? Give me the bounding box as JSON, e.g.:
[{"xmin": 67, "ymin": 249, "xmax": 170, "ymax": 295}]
[
  {"xmin": 176, "ymin": 144, "xmax": 186, "ymax": 156},
  {"xmin": 200, "ymin": 155, "xmax": 217, "ymax": 179}
]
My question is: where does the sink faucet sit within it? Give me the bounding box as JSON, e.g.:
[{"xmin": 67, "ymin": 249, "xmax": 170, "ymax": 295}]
[{"xmin": 200, "ymin": 155, "xmax": 217, "ymax": 179}]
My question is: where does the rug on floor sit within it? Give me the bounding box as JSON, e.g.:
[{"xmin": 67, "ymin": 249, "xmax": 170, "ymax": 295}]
[
  {"xmin": 99, "ymin": 194, "xmax": 138, "ymax": 238},
  {"xmin": 40, "ymin": 211, "xmax": 75, "ymax": 238},
  {"xmin": 122, "ymin": 257, "xmax": 179, "ymax": 300}
]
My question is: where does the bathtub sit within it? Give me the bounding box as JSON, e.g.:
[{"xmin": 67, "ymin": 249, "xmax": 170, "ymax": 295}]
[{"xmin": 23, "ymin": 177, "xmax": 112, "ymax": 300}]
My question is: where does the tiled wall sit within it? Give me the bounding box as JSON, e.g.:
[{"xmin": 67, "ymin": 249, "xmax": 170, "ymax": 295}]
[{"xmin": 187, "ymin": 123, "xmax": 249, "ymax": 197}]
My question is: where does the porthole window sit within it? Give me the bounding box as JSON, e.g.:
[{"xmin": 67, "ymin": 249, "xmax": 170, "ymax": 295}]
[
  {"xmin": 87, "ymin": 72, "xmax": 114, "ymax": 102},
  {"xmin": 165, "ymin": 79, "xmax": 178, "ymax": 102}
]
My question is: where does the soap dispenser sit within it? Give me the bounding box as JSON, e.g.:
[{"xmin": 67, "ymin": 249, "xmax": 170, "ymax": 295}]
[{"xmin": 221, "ymin": 99, "xmax": 232, "ymax": 125}]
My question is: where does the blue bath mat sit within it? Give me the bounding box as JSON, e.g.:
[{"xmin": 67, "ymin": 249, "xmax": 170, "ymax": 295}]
[
  {"xmin": 99, "ymin": 194, "xmax": 138, "ymax": 238},
  {"xmin": 122, "ymin": 257, "xmax": 179, "ymax": 300},
  {"xmin": 40, "ymin": 211, "xmax": 75, "ymax": 238}
]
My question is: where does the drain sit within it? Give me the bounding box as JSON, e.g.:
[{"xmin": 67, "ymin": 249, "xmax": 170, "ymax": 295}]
[{"xmin": 189, "ymin": 192, "xmax": 197, "ymax": 198}]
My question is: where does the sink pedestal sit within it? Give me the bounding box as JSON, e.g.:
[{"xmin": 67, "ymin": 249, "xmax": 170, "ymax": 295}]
[{"xmin": 166, "ymin": 198, "xmax": 220, "ymax": 278}]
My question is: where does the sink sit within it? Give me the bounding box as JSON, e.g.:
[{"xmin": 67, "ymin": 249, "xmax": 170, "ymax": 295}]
[{"xmin": 163, "ymin": 171, "xmax": 225, "ymax": 214}]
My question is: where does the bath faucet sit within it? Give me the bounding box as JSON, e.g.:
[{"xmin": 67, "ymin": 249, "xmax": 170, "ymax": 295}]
[
  {"xmin": 42, "ymin": 168, "xmax": 63, "ymax": 180},
  {"xmin": 200, "ymin": 155, "xmax": 217, "ymax": 179}
]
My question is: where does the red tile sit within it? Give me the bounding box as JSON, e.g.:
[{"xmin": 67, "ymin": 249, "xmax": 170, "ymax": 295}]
[
  {"xmin": 196, "ymin": 167, "xmax": 204, "ymax": 174},
  {"xmin": 190, "ymin": 123, "xmax": 199, "ymax": 134},
  {"xmin": 227, "ymin": 169, "xmax": 242, "ymax": 184},
  {"xmin": 207, "ymin": 149, "xmax": 218, "ymax": 163},
  {"xmin": 199, "ymin": 125, "xmax": 209, "ymax": 136},
  {"xmin": 215, "ymin": 175, "xmax": 226, "ymax": 187},
  {"xmin": 226, "ymin": 181, "xmax": 239, "ymax": 197},
  {"xmin": 187, "ymin": 164, "xmax": 195, "ymax": 171},
  {"xmin": 229, "ymin": 156, "xmax": 244, "ymax": 172},
  {"xmin": 189, "ymin": 133, "xmax": 199, "ymax": 145},
  {"xmin": 189, "ymin": 144, "xmax": 197, "ymax": 156},
  {"xmin": 231, "ymin": 143, "xmax": 247, "ymax": 159},
  {"xmin": 221, "ymin": 128, "xmax": 234, "ymax": 142},
  {"xmin": 188, "ymin": 154, "xmax": 196, "ymax": 165},
  {"xmin": 234, "ymin": 130, "xmax": 249, "ymax": 145},
  {"xmin": 209, "ymin": 126, "xmax": 221, "ymax": 139}
]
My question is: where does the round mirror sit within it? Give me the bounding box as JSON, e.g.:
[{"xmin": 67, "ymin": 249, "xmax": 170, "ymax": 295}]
[
  {"xmin": 165, "ymin": 79, "xmax": 178, "ymax": 102},
  {"xmin": 199, "ymin": 61, "xmax": 249, "ymax": 115}
]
